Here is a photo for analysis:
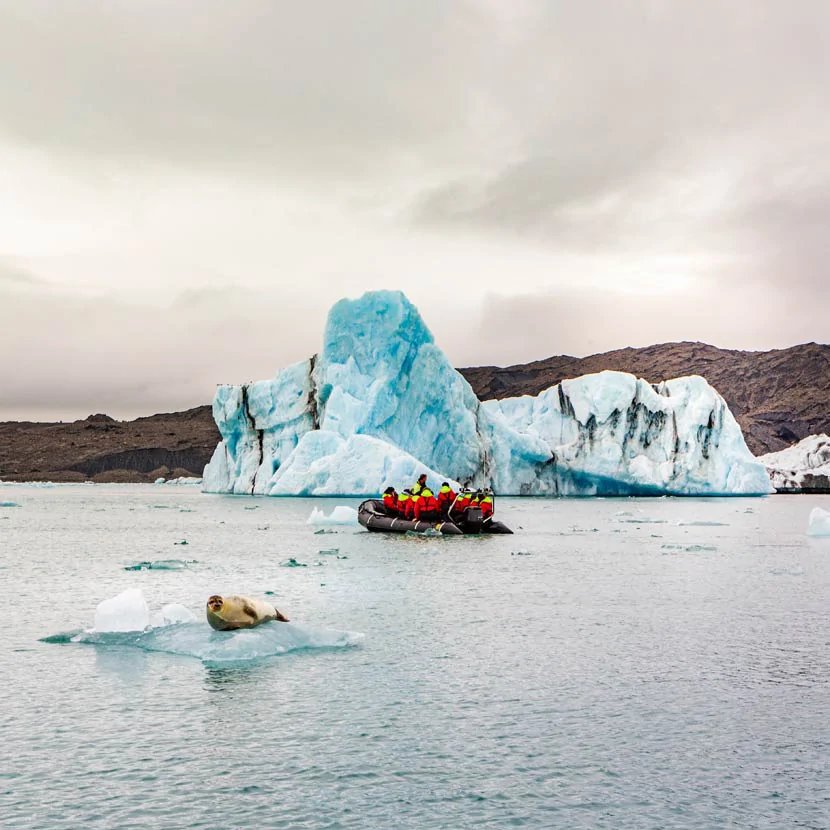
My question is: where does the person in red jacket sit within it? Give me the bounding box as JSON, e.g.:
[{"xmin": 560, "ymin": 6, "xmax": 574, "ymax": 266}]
[
  {"xmin": 414, "ymin": 487, "xmax": 440, "ymax": 521},
  {"xmin": 404, "ymin": 490, "xmax": 417, "ymax": 519},
  {"xmin": 436, "ymin": 482, "xmax": 456, "ymax": 516},
  {"xmin": 479, "ymin": 489, "xmax": 494, "ymax": 519},
  {"xmin": 397, "ymin": 489, "xmax": 412, "ymax": 516},
  {"xmin": 382, "ymin": 486, "xmax": 398, "ymax": 514},
  {"xmin": 450, "ymin": 488, "xmax": 472, "ymax": 519}
]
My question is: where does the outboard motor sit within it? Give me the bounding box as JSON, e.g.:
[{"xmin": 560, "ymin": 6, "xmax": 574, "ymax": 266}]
[{"xmin": 462, "ymin": 505, "xmax": 484, "ymax": 533}]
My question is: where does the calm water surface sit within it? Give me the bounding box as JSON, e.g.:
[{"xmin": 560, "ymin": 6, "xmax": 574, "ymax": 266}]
[{"xmin": 1, "ymin": 484, "xmax": 829, "ymax": 829}]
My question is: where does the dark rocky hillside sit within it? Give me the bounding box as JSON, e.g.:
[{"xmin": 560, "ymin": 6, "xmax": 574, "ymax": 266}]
[
  {"xmin": 1, "ymin": 342, "xmax": 826, "ymax": 481},
  {"xmin": 0, "ymin": 407, "xmax": 219, "ymax": 482},
  {"xmin": 459, "ymin": 341, "xmax": 830, "ymax": 456}
]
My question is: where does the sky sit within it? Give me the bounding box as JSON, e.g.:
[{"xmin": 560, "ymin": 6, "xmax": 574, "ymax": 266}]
[{"xmin": 1, "ymin": 0, "xmax": 828, "ymax": 421}]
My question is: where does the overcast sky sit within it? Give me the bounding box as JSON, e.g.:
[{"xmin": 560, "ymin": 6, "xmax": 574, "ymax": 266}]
[{"xmin": 1, "ymin": 1, "xmax": 828, "ymax": 421}]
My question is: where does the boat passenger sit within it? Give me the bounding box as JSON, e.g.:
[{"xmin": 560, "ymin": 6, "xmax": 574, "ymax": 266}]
[
  {"xmin": 414, "ymin": 487, "xmax": 440, "ymax": 521},
  {"xmin": 382, "ymin": 486, "xmax": 398, "ymax": 514},
  {"xmin": 404, "ymin": 491, "xmax": 418, "ymax": 519},
  {"xmin": 410, "ymin": 473, "xmax": 428, "ymax": 496},
  {"xmin": 480, "ymin": 489, "xmax": 494, "ymax": 519},
  {"xmin": 450, "ymin": 488, "xmax": 473, "ymax": 518},
  {"xmin": 398, "ymin": 489, "xmax": 412, "ymax": 516},
  {"xmin": 436, "ymin": 482, "xmax": 456, "ymax": 515}
]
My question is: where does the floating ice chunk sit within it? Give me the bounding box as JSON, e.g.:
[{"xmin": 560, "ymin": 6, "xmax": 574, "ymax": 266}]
[
  {"xmin": 0, "ymin": 500, "xmax": 19, "ymax": 507},
  {"xmin": 306, "ymin": 505, "xmax": 358, "ymax": 525},
  {"xmin": 154, "ymin": 477, "xmax": 166, "ymax": 484},
  {"xmin": 44, "ymin": 621, "xmax": 364, "ymax": 666},
  {"xmin": 123, "ymin": 559, "xmax": 192, "ymax": 571},
  {"xmin": 94, "ymin": 588, "xmax": 150, "ymax": 632},
  {"xmin": 150, "ymin": 604, "xmax": 197, "ymax": 627},
  {"xmin": 807, "ymin": 507, "xmax": 830, "ymax": 537}
]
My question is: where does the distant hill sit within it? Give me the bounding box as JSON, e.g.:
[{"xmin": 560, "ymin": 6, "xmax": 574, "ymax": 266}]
[
  {"xmin": 1, "ymin": 341, "xmax": 826, "ymax": 481},
  {"xmin": 459, "ymin": 341, "xmax": 830, "ymax": 456},
  {"xmin": 0, "ymin": 407, "xmax": 218, "ymax": 483}
]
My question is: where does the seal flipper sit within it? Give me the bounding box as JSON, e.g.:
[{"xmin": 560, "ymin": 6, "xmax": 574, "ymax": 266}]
[
  {"xmin": 242, "ymin": 602, "xmax": 259, "ymax": 620},
  {"xmin": 274, "ymin": 609, "xmax": 289, "ymax": 623}
]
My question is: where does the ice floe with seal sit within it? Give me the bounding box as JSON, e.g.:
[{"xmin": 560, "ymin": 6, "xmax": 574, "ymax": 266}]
[
  {"xmin": 806, "ymin": 507, "xmax": 830, "ymax": 537},
  {"xmin": 42, "ymin": 588, "xmax": 364, "ymax": 666}
]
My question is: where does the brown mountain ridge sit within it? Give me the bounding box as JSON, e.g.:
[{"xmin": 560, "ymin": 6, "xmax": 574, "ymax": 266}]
[{"xmin": 0, "ymin": 341, "xmax": 826, "ymax": 482}]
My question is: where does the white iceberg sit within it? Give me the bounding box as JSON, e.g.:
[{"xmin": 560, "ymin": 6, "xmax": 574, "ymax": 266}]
[
  {"xmin": 759, "ymin": 434, "xmax": 830, "ymax": 492},
  {"xmin": 807, "ymin": 507, "xmax": 830, "ymax": 537},
  {"xmin": 93, "ymin": 588, "xmax": 150, "ymax": 632},
  {"xmin": 306, "ymin": 505, "xmax": 359, "ymax": 525},
  {"xmin": 203, "ymin": 290, "xmax": 772, "ymax": 497}
]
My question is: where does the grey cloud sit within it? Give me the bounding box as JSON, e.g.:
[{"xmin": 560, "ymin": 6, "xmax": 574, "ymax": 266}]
[{"xmin": 0, "ymin": 281, "xmax": 328, "ymax": 421}]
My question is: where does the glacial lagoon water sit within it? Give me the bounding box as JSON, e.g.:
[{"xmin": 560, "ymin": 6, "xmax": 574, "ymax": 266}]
[{"xmin": 2, "ymin": 484, "xmax": 829, "ymax": 829}]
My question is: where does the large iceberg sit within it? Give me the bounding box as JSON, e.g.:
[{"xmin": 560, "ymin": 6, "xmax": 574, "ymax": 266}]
[
  {"xmin": 759, "ymin": 434, "xmax": 830, "ymax": 492},
  {"xmin": 203, "ymin": 291, "xmax": 772, "ymax": 497}
]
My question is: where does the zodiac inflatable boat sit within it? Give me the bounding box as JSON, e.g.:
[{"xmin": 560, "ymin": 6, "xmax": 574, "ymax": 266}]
[{"xmin": 357, "ymin": 499, "xmax": 513, "ymax": 535}]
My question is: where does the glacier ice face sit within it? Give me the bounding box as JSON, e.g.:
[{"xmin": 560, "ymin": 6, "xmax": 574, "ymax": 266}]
[
  {"xmin": 759, "ymin": 434, "xmax": 830, "ymax": 492},
  {"xmin": 203, "ymin": 290, "xmax": 772, "ymax": 497}
]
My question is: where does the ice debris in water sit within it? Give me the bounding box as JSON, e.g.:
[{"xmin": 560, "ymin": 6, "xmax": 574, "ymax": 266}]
[
  {"xmin": 661, "ymin": 544, "xmax": 718, "ymax": 553},
  {"xmin": 807, "ymin": 507, "xmax": 830, "ymax": 537},
  {"xmin": 0, "ymin": 500, "xmax": 19, "ymax": 507},
  {"xmin": 46, "ymin": 588, "xmax": 363, "ymax": 665},
  {"xmin": 124, "ymin": 559, "xmax": 193, "ymax": 571},
  {"xmin": 307, "ymin": 505, "xmax": 358, "ymax": 526},
  {"xmin": 677, "ymin": 521, "xmax": 729, "ymax": 527},
  {"xmin": 281, "ymin": 558, "xmax": 307, "ymax": 567}
]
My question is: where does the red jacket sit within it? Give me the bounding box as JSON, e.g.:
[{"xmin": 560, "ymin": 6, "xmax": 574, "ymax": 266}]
[
  {"xmin": 480, "ymin": 496, "xmax": 494, "ymax": 519},
  {"xmin": 436, "ymin": 485, "xmax": 456, "ymax": 513},
  {"xmin": 414, "ymin": 491, "xmax": 439, "ymax": 519},
  {"xmin": 382, "ymin": 493, "xmax": 397, "ymax": 512}
]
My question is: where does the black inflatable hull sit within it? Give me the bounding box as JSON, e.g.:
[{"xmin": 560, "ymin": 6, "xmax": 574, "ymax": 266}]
[{"xmin": 358, "ymin": 500, "xmax": 513, "ymax": 535}]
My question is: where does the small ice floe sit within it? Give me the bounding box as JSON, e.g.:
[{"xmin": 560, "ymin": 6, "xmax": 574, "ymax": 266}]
[
  {"xmin": 617, "ymin": 517, "xmax": 666, "ymax": 524},
  {"xmin": 806, "ymin": 507, "xmax": 830, "ymax": 537},
  {"xmin": 661, "ymin": 544, "xmax": 718, "ymax": 553},
  {"xmin": 42, "ymin": 587, "xmax": 363, "ymax": 666},
  {"xmin": 123, "ymin": 559, "xmax": 193, "ymax": 571},
  {"xmin": 0, "ymin": 500, "xmax": 19, "ymax": 507},
  {"xmin": 281, "ymin": 558, "xmax": 307, "ymax": 567},
  {"xmin": 677, "ymin": 520, "xmax": 729, "ymax": 527},
  {"xmin": 306, "ymin": 505, "xmax": 358, "ymax": 526},
  {"xmin": 317, "ymin": 548, "xmax": 339, "ymax": 555},
  {"xmin": 173, "ymin": 540, "xmax": 188, "ymax": 546}
]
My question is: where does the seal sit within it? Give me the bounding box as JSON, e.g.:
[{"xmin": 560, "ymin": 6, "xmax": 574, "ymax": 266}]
[{"xmin": 206, "ymin": 594, "xmax": 289, "ymax": 631}]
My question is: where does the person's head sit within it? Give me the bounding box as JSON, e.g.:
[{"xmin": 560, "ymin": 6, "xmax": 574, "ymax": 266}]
[
  {"xmin": 418, "ymin": 474, "xmax": 427, "ymax": 484},
  {"xmin": 403, "ymin": 489, "xmax": 412, "ymax": 496},
  {"xmin": 383, "ymin": 486, "xmax": 395, "ymax": 495}
]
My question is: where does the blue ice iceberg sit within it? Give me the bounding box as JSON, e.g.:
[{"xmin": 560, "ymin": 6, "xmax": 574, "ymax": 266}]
[{"xmin": 203, "ymin": 291, "xmax": 772, "ymax": 497}]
